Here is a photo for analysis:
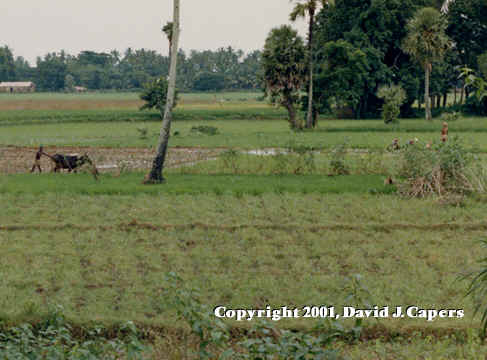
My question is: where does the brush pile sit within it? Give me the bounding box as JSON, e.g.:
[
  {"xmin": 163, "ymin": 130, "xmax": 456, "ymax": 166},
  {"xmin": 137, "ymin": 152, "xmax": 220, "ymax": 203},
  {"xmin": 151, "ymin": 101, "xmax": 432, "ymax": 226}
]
[{"xmin": 397, "ymin": 136, "xmax": 485, "ymax": 197}]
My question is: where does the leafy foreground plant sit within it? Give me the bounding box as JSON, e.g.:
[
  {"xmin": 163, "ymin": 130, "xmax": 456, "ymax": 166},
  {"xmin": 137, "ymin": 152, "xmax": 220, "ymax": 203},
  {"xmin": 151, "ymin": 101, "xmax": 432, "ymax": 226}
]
[
  {"xmin": 397, "ymin": 136, "xmax": 486, "ymax": 197},
  {"xmin": 0, "ymin": 306, "xmax": 147, "ymax": 359},
  {"xmin": 162, "ymin": 272, "xmax": 384, "ymax": 359}
]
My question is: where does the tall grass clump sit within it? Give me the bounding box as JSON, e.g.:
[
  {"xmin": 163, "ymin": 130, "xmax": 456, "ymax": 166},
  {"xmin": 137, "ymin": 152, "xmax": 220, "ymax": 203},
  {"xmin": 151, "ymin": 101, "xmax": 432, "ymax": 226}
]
[
  {"xmin": 285, "ymin": 142, "xmax": 317, "ymax": 175},
  {"xmin": 329, "ymin": 140, "xmax": 350, "ymax": 175},
  {"xmin": 397, "ymin": 136, "xmax": 486, "ymax": 197}
]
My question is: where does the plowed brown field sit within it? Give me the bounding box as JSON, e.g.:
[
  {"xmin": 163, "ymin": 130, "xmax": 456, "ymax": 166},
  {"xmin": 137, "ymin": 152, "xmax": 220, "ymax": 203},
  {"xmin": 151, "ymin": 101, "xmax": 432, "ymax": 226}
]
[{"xmin": 0, "ymin": 146, "xmax": 221, "ymax": 174}]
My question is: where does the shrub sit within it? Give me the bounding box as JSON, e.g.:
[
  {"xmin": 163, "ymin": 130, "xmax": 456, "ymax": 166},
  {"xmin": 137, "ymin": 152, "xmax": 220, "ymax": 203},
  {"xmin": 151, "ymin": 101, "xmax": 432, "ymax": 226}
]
[
  {"xmin": 285, "ymin": 141, "xmax": 317, "ymax": 174},
  {"xmin": 377, "ymin": 85, "xmax": 407, "ymax": 124},
  {"xmin": 220, "ymin": 148, "xmax": 240, "ymax": 173},
  {"xmin": 441, "ymin": 111, "xmax": 460, "ymax": 122},
  {"xmin": 139, "ymin": 77, "xmax": 178, "ymax": 112},
  {"xmin": 190, "ymin": 125, "xmax": 220, "ymax": 135},
  {"xmin": 329, "ymin": 140, "xmax": 350, "ymax": 175},
  {"xmin": 272, "ymin": 152, "xmax": 292, "ymax": 175},
  {"xmin": 397, "ymin": 136, "xmax": 485, "ymax": 197},
  {"xmin": 162, "ymin": 272, "xmax": 232, "ymax": 359},
  {"xmin": 459, "ymin": 67, "xmax": 487, "ymax": 116},
  {"xmin": 239, "ymin": 321, "xmax": 340, "ymax": 360},
  {"xmin": 136, "ymin": 126, "xmax": 149, "ymax": 139}
]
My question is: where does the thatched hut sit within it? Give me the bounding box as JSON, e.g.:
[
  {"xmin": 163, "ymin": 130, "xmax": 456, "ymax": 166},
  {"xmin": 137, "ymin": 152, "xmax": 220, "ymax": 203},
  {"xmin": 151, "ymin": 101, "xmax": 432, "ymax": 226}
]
[
  {"xmin": 74, "ymin": 86, "xmax": 87, "ymax": 93},
  {"xmin": 0, "ymin": 82, "xmax": 36, "ymax": 93}
]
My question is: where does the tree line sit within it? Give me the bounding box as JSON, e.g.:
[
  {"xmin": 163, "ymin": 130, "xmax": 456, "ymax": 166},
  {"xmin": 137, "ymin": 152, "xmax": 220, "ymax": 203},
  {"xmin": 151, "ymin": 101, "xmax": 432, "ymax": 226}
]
[
  {"xmin": 0, "ymin": 46, "xmax": 261, "ymax": 92},
  {"xmin": 263, "ymin": 0, "xmax": 487, "ymax": 127}
]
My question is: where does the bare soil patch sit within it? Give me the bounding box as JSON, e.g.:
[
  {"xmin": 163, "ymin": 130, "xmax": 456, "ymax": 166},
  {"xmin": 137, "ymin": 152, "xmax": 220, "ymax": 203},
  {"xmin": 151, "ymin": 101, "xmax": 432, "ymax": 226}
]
[{"xmin": 0, "ymin": 146, "xmax": 222, "ymax": 174}]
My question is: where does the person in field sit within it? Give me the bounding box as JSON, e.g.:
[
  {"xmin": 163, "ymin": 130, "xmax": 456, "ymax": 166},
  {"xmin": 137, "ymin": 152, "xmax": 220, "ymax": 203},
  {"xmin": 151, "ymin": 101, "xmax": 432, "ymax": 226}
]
[
  {"xmin": 30, "ymin": 145, "xmax": 43, "ymax": 173},
  {"xmin": 441, "ymin": 122, "xmax": 448, "ymax": 142}
]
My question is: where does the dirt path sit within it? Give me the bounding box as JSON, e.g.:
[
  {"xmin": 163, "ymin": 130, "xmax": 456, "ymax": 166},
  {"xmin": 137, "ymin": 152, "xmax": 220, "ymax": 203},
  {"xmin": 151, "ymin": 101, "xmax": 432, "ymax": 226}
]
[{"xmin": 0, "ymin": 146, "xmax": 223, "ymax": 174}]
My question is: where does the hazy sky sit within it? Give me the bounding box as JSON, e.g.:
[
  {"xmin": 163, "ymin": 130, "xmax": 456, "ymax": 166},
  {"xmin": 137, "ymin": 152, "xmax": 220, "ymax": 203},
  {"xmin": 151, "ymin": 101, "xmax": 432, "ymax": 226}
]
[{"xmin": 1, "ymin": 1, "xmax": 307, "ymax": 65}]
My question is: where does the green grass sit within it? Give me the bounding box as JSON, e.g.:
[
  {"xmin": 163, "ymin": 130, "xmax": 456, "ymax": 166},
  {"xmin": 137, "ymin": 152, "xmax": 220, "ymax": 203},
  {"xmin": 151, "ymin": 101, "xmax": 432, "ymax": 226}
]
[
  {"xmin": 0, "ymin": 191, "xmax": 485, "ymax": 333},
  {"xmin": 0, "ymin": 92, "xmax": 141, "ymax": 102},
  {"xmin": 0, "ymin": 172, "xmax": 391, "ymax": 196},
  {"xmin": 0, "ymin": 91, "xmax": 263, "ymax": 103},
  {"xmin": 2, "ymin": 119, "xmax": 486, "ymax": 150},
  {"xmin": 0, "ymin": 107, "xmax": 286, "ymax": 126}
]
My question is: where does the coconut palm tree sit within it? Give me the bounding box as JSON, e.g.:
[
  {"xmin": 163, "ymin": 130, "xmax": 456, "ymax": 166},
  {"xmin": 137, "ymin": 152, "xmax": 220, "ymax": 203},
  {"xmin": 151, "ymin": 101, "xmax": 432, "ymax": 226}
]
[
  {"xmin": 402, "ymin": 7, "xmax": 450, "ymax": 121},
  {"xmin": 289, "ymin": 0, "xmax": 331, "ymax": 128},
  {"xmin": 144, "ymin": 0, "xmax": 180, "ymax": 184}
]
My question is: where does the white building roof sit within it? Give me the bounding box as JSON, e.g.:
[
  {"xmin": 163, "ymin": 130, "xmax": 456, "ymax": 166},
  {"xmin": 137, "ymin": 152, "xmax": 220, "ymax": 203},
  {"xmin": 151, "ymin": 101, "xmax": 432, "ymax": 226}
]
[{"xmin": 0, "ymin": 82, "xmax": 34, "ymax": 87}]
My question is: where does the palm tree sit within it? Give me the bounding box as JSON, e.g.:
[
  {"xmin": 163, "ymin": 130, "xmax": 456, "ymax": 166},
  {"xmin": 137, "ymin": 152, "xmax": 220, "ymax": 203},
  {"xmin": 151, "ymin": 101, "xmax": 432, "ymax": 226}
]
[
  {"xmin": 162, "ymin": 21, "xmax": 174, "ymax": 58},
  {"xmin": 144, "ymin": 0, "xmax": 180, "ymax": 184},
  {"xmin": 289, "ymin": 0, "xmax": 330, "ymax": 129},
  {"xmin": 402, "ymin": 7, "xmax": 450, "ymax": 121}
]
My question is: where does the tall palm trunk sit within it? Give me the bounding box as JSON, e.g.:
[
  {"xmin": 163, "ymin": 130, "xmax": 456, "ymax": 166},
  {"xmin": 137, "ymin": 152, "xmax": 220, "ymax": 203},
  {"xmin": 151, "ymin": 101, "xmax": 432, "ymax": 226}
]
[
  {"xmin": 306, "ymin": 8, "xmax": 315, "ymax": 129},
  {"xmin": 425, "ymin": 63, "xmax": 432, "ymax": 121},
  {"xmin": 145, "ymin": 0, "xmax": 180, "ymax": 183}
]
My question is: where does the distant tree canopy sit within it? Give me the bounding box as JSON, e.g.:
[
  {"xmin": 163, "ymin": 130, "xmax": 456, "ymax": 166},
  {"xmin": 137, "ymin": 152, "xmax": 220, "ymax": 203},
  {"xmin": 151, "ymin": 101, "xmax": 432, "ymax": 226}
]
[
  {"xmin": 193, "ymin": 72, "xmax": 226, "ymax": 91},
  {"xmin": 36, "ymin": 52, "xmax": 68, "ymax": 91},
  {"xmin": 2, "ymin": 0, "xmax": 487, "ymax": 121},
  {"xmin": 0, "ymin": 46, "xmax": 16, "ymax": 82},
  {"xmin": 0, "ymin": 46, "xmax": 262, "ymax": 92}
]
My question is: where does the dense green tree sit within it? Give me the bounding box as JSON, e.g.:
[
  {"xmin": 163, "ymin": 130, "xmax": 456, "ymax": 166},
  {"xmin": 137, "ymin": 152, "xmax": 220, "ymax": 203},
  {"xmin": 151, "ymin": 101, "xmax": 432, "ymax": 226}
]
[
  {"xmin": 193, "ymin": 72, "xmax": 225, "ymax": 91},
  {"xmin": 402, "ymin": 7, "xmax": 451, "ymax": 120},
  {"xmin": 262, "ymin": 25, "xmax": 307, "ymax": 129},
  {"xmin": 36, "ymin": 53, "xmax": 68, "ymax": 91},
  {"xmin": 77, "ymin": 51, "xmax": 112, "ymax": 67},
  {"xmin": 237, "ymin": 50, "xmax": 262, "ymax": 90},
  {"xmin": 14, "ymin": 56, "xmax": 34, "ymax": 81},
  {"xmin": 0, "ymin": 46, "xmax": 16, "ymax": 81},
  {"xmin": 316, "ymin": 40, "xmax": 388, "ymax": 118},
  {"xmin": 447, "ymin": 0, "xmax": 487, "ymax": 69},
  {"xmin": 313, "ymin": 0, "xmax": 431, "ymax": 117},
  {"xmin": 430, "ymin": 50, "xmax": 458, "ymax": 107}
]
